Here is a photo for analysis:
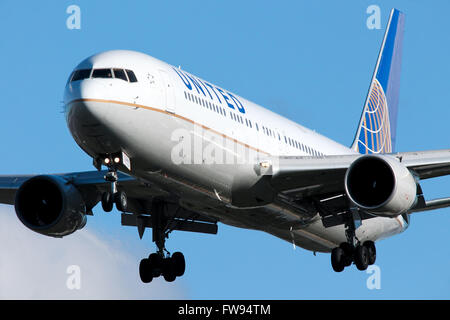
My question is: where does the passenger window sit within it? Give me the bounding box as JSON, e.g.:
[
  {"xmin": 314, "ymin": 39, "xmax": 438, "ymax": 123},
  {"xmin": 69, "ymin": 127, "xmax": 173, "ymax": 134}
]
[
  {"xmin": 113, "ymin": 69, "xmax": 128, "ymax": 81},
  {"xmin": 71, "ymin": 69, "xmax": 91, "ymax": 81},
  {"xmin": 92, "ymin": 68, "xmax": 113, "ymax": 78},
  {"xmin": 126, "ymin": 70, "xmax": 138, "ymax": 82}
]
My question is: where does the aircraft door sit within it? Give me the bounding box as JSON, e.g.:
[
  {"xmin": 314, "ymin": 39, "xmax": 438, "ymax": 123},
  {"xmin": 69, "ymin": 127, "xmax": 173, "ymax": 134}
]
[{"xmin": 158, "ymin": 69, "xmax": 176, "ymax": 113}]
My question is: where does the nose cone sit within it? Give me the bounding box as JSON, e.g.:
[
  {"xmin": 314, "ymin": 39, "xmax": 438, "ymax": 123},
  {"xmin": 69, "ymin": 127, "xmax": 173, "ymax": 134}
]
[
  {"xmin": 65, "ymin": 77, "xmax": 112, "ymax": 110},
  {"xmin": 65, "ymin": 79, "xmax": 112, "ymax": 127},
  {"xmin": 64, "ymin": 80, "xmax": 117, "ymax": 156}
]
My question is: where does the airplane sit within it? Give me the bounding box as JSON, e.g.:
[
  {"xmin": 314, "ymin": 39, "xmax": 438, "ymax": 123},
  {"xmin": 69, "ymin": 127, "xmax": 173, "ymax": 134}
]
[{"xmin": 1, "ymin": 8, "xmax": 449, "ymax": 283}]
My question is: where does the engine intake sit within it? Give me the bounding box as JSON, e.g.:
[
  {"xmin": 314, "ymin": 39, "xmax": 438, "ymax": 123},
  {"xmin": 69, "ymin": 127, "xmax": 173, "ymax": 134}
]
[
  {"xmin": 15, "ymin": 175, "xmax": 87, "ymax": 238},
  {"xmin": 345, "ymin": 155, "xmax": 417, "ymax": 217}
]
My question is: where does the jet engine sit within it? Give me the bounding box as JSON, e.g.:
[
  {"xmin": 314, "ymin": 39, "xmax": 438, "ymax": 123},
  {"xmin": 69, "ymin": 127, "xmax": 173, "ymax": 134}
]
[
  {"xmin": 14, "ymin": 175, "xmax": 87, "ymax": 238},
  {"xmin": 344, "ymin": 155, "xmax": 417, "ymax": 217}
]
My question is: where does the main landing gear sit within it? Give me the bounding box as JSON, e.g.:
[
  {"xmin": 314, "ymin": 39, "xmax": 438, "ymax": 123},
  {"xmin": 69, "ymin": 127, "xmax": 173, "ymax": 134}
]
[
  {"xmin": 330, "ymin": 212, "xmax": 376, "ymax": 272},
  {"xmin": 331, "ymin": 240, "xmax": 376, "ymax": 272},
  {"xmin": 138, "ymin": 200, "xmax": 186, "ymax": 283}
]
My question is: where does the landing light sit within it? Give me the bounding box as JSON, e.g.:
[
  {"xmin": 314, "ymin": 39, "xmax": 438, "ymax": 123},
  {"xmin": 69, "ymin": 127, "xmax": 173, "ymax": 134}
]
[
  {"xmin": 104, "ymin": 158, "xmax": 111, "ymax": 165},
  {"xmin": 114, "ymin": 157, "xmax": 121, "ymax": 164}
]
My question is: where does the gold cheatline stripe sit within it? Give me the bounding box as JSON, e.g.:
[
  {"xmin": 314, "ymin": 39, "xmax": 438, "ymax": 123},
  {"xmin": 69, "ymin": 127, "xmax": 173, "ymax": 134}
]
[{"xmin": 68, "ymin": 98, "xmax": 270, "ymax": 155}]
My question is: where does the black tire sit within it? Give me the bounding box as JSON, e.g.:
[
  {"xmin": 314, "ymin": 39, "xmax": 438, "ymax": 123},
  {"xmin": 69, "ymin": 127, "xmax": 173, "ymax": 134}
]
[
  {"xmin": 331, "ymin": 247, "xmax": 345, "ymax": 272},
  {"xmin": 162, "ymin": 258, "xmax": 176, "ymax": 282},
  {"xmin": 148, "ymin": 253, "xmax": 163, "ymax": 277},
  {"xmin": 101, "ymin": 192, "xmax": 114, "ymax": 212},
  {"xmin": 172, "ymin": 252, "xmax": 185, "ymax": 277},
  {"xmin": 354, "ymin": 245, "xmax": 369, "ymax": 271},
  {"xmin": 364, "ymin": 241, "xmax": 376, "ymax": 265},
  {"xmin": 114, "ymin": 191, "xmax": 128, "ymax": 212},
  {"xmin": 339, "ymin": 242, "xmax": 354, "ymax": 267},
  {"xmin": 139, "ymin": 258, "xmax": 153, "ymax": 283}
]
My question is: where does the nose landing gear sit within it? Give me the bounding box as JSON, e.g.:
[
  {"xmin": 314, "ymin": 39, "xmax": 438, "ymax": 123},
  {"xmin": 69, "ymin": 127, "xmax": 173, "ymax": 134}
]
[{"xmin": 101, "ymin": 164, "xmax": 128, "ymax": 213}]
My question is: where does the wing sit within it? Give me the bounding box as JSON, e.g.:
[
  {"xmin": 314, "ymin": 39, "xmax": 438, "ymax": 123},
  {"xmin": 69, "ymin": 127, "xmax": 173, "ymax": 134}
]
[
  {"xmin": 271, "ymin": 149, "xmax": 450, "ymax": 195},
  {"xmin": 267, "ymin": 149, "xmax": 450, "ymax": 227},
  {"xmin": 0, "ymin": 170, "xmax": 218, "ymax": 236}
]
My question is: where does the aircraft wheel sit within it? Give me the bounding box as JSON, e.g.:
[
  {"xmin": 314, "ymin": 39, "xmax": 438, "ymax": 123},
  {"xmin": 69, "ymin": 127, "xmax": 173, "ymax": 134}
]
[
  {"xmin": 172, "ymin": 252, "xmax": 186, "ymax": 277},
  {"xmin": 101, "ymin": 192, "xmax": 114, "ymax": 212},
  {"xmin": 331, "ymin": 247, "xmax": 345, "ymax": 272},
  {"xmin": 114, "ymin": 191, "xmax": 128, "ymax": 212},
  {"xmin": 162, "ymin": 258, "xmax": 177, "ymax": 282},
  {"xmin": 354, "ymin": 245, "xmax": 369, "ymax": 271},
  {"xmin": 364, "ymin": 241, "xmax": 376, "ymax": 265},
  {"xmin": 139, "ymin": 258, "xmax": 153, "ymax": 283},
  {"xmin": 339, "ymin": 242, "xmax": 354, "ymax": 267},
  {"xmin": 149, "ymin": 253, "xmax": 163, "ymax": 277}
]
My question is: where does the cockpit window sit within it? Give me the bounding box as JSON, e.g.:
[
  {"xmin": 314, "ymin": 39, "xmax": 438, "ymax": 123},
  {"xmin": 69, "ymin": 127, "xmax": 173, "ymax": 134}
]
[
  {"xmin": 71, "ymin": 69, "xmax": 92, "ymax": 81},
  {"xmin": 113, "ymin": 68, "xmax": 128, "ymax": 81},
  {"xmin": 92, "ymin": 68, "xmax": 113, "ymax": 78},
  {"xmin": 66, "ymin": 71, "xmax": 74, "ymax": 84},
  {"xmin": 126, "ymin": 69, "xmax": 138, "ymax": 82},
  {"xmin": 70, "ymin": 68, "xmax": 137, "ymax": 83}
]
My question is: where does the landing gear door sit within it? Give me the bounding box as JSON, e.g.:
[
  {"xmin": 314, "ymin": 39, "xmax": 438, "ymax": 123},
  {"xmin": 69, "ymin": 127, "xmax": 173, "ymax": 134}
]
[{"xmin": 159, "ymin": 69, "xmax": 176, "ymax": 114}]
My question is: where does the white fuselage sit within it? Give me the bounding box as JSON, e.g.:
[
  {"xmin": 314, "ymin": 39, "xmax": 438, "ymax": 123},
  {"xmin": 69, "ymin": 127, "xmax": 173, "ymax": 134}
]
[{"xmin": 64, "ymin": 50, "xmax": 408, "ymax": 253}]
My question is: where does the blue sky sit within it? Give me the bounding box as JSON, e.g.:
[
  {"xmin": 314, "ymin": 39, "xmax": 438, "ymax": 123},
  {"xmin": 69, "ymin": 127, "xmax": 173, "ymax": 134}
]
[{"xmin": 0, "ymin": 0, "xmax": 449, "ymax": 299}]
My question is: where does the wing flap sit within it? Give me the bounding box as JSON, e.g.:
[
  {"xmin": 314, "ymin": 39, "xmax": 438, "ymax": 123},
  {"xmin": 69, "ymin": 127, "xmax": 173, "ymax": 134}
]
[
  {"xmin": 396, "ymin": 149, "xmax": 450, "ymax": 179},
  {"xmin": 271, "ymin": 155, "xmax": 355, "ymax": 198},
  {"xmin": 121, "ymin": 213, "xmax": 218, "ymax": 235}
]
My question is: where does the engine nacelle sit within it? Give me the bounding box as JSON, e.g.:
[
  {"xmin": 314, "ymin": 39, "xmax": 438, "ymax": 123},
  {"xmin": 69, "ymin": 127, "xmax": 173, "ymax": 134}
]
[
  {"xmin": 345, "ymin": 155, "xmax": 417, "ymax": 217},
  {"xmin": 14, "ymin": 175, "xmax": 87, "ymax": 238}
]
